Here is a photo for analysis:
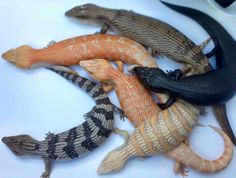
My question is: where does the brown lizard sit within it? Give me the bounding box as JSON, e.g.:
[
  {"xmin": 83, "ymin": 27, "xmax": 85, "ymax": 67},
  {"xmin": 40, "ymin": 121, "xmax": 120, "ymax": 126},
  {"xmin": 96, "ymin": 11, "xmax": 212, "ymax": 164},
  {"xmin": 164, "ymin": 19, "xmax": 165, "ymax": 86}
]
[
  {"xmin": 65, "ymin": 3, "xmax": 236, "ymax": 146},
  {"xmin": 80, "ymin": 59, "xmax": 233, "ymax": 175}
]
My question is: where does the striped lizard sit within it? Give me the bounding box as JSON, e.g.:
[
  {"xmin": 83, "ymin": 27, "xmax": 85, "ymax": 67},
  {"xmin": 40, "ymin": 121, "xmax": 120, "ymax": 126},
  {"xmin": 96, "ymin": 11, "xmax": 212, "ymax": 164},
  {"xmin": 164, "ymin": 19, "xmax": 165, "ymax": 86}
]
[
  {"xmin": 80, "ymin": 59, "xmax": 233, "ymax": 175},
  {"xmin": 65, "ymin": 3, "xmax": 236, "ymax": 146},
  {"xmin": 2, "ymin": 68, "xmax": 124, "ymax": 178}
]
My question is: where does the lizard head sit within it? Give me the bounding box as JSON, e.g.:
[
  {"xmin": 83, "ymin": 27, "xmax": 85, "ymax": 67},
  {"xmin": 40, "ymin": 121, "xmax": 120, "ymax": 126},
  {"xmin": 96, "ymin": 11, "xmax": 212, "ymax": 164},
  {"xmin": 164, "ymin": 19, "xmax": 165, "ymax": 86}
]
[
  {"xmin": 97, "ymin": 144, "xmax": 130, "ymax": 174},
  {"xmin": 80, "ymin": 59, "xmax": 113, "ymax": 83},
  {"xmin": 133, "ymin": 67, "xmax": 167, "ymax": 92},
  {"xmin": 2, "ymin": 135, "xmax": 39, "ymax": 156},
  {"xmin": 65, "ymin": 4, "xmax": 102, "ymax": 19}
]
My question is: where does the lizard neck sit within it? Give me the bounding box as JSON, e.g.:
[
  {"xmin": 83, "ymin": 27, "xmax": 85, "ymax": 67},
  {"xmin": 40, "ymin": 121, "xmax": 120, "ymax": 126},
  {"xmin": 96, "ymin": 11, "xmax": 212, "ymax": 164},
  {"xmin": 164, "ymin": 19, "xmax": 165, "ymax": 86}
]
[{"xmin": 91, "ymin": 6, "xmax": 118, "ymax": 21}]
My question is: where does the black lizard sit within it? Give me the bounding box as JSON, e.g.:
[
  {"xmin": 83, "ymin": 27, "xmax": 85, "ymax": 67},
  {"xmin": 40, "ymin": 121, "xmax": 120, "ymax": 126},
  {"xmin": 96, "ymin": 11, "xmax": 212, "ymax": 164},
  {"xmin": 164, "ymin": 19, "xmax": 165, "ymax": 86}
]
[{"xmin": 133, "ymin": 1, "xmax": 236, "ymax": 141}]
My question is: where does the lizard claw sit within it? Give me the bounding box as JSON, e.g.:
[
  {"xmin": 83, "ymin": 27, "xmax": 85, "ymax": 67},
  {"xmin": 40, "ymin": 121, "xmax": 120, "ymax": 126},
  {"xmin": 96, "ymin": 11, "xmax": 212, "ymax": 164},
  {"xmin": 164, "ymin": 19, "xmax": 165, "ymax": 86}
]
[
  {"xmin": 112, "ymin": 104, "xmax": 126, "ymax": 121},
  {"xmin": 174, "ymin": 164, "xmax": 189, "ymax": 177},
  {"xmin": 45, "ymin": 132, "xmax": 55, "ymax": 140},
  {"xmin": 166, "ymin": 69, "xmax": 183, "ymax": 79},
  {"xmin": 41, "ymin": 172, "xmax": 50, "ymax": 178}
]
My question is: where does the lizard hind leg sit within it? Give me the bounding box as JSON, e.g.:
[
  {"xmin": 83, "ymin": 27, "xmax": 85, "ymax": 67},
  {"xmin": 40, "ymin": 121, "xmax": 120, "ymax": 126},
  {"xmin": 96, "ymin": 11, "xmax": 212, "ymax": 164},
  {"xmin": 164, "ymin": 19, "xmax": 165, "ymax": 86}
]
[
  {"xmin": 113, "ymin": 128, "xmax": 129, "ymax": 146},
  {"xmin": 173, "ymin": 139, "xmax": 190, "ymax": 177},
  {"xmin": 199, "ymin": 37, "xmax": 211, "ymax": 50},
  {"xmin": 112, "ymin": 104, "xmax": 126, "ymax": 121}
]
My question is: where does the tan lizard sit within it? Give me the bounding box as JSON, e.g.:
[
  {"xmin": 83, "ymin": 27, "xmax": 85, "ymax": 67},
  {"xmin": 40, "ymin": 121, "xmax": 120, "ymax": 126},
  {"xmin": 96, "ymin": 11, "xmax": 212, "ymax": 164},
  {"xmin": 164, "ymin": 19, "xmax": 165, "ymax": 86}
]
[{"xmin": 80, "ymin": 59, "xmax": 233, "ymax": 175}]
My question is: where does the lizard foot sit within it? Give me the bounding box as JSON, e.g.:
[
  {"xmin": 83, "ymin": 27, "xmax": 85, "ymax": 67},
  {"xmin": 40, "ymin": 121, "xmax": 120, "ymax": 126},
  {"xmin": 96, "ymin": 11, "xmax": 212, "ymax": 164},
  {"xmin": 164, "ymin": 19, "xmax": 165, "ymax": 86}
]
[
  {"xmin": 102, "ymin": 83, "xmax": 113, "ymax": 93},
  {"xmin": 166, "ymin": 69, "xmax": 183, "ymax": 79},
  {"xmin": 41, "ymin": 171, "xmax": 50, "ymax": 178},
  {"xmin": 113, "ymin": 128, "xmax": 129, "ymax": 145},
  {"xmin": 158, "ymin": 95, "xmax": 176, "ymax": 110},
  {"xmin": 112, "ymin": 104, "xmax": 126, "ymax": 121},
  {"xmin": 45, "ymin": 132, "xmax": 55, "ymax": 140},
  {"xmin": 41, "ymin": 159, "xmax": 51, "ymax": 178},
  {"xmin": 174, "ymin": 162, "xmax": 189, "ymax": 177},
  {"xmin": 199, "ymin": 107, "xmax": 208, "ymax": 116},
  {"xmin": 46, "ymin": 40, "xmax": 56, "ymax": 47}
]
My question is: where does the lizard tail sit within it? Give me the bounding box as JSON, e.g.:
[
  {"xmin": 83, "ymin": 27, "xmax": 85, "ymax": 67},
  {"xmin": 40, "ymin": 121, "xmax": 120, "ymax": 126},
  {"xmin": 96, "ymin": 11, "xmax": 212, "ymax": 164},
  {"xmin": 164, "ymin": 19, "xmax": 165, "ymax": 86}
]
[
  {"xmin": 2, "ymin": 134, "xmax": 41, "ymax": 156},
  {"xmin": 166, "ymin": 126, "xmax": 233, "ymax": 173},
  {"xmin": 212, "ymin": 104, "xmax": 236, "ymax": 145},
  {"xmin": 2, "ymin": 45, "xmax": 33, "ymax": 68}
]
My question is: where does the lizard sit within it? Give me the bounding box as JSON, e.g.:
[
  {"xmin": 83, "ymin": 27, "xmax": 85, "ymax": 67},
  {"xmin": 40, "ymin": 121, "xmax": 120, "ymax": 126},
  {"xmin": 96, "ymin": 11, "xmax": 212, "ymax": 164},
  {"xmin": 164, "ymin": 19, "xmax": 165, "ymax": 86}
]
[
  {"xmin": 2, "ymin": 67, "xmax": 125, "ymax": 178},
  {"xmin": 97, "ymin": 124, "xmax": 233, "ymax": 174},
  {"xmin": 1, "ymin": 33, "xmax": 157, "ymax": 93},
  {"xmin": 79, "ymin": 59, "xmax": 233, "ymax": 175},
  {"xmin": 133, "ymin": 1, "xmax": 236, "ymax": 115},
  {"xmin": 64, "ymin": 3, "xmax": 236, "ymax": 147}
]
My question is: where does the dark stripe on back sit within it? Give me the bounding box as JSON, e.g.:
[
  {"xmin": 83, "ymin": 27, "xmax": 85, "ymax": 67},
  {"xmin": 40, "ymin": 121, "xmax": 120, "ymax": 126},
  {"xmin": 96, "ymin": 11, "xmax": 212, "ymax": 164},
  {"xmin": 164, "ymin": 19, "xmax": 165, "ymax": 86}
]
[
  {"xmin": 71, "ymin": 75, "xmax": 78, "ymax": 83},
  {"xmin": 90, "ymin": 115, "xmax": 112, "ymax": 137},
  {"xmin": 85, "ymin": 82, "xmax": 97, "ymax": 93},
  {"xmin": 78, "ymin": 78, "xmax": 87, "ymax": 87},
  {"xmin": 62, "ymin": 127, "xmax": 79, "ymax": 159},
  {"xmin": 95, "ymin": 97, "xmax": 111, "ymax": 105},
  {"xmin": 46, "ymin": 135, "xmax": 59, "ymax": 160},
  {"xmin": 93, "ymin": 107, "xmax": 113, "ymax": 120},
  {"xmin": 91, "ymin": 88, "xmax": 105, "ymax": 98},
  {"xmin": 81, "ymin": 122, "xmax": 98, "ymax": 151}
]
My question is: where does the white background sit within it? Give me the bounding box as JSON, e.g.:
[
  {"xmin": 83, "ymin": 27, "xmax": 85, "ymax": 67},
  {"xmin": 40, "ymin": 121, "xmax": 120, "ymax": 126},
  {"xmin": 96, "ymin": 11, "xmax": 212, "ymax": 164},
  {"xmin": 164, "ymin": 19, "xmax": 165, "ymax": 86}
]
[{"xmin": 0, "ymin": 0, "xmax": 236, "ymax": 178}]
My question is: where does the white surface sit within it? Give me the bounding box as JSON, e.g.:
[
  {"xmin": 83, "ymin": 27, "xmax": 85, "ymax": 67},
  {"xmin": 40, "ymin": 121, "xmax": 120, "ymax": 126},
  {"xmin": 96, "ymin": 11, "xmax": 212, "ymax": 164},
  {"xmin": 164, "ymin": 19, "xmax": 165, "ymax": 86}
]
[{"xmin": 0, "ymin": 0, "xmax": 236, "ymax": 178}]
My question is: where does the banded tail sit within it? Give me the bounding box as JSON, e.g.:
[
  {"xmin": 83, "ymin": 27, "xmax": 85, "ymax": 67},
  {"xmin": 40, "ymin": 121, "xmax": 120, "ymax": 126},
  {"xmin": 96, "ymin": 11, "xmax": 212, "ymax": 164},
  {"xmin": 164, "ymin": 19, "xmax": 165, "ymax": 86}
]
[
  {"xmin": 97, "ymin": 100, "xmax": 201, "ymax": 174},
  {"xmin": 47, "ymin": 66, "xmax": 108, "ymax": 105},
  {"xmin": 166, "ymin": 126, "xmax": 233, "ymax": 173}
]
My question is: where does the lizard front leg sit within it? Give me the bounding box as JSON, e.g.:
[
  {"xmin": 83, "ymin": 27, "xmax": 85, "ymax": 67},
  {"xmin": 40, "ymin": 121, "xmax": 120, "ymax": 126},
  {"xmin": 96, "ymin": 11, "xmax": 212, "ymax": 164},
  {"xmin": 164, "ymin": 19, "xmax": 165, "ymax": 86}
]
[
  {"xmin": 157, "ymin": 69, "xmax": 183, "ymax": 109},
  {"xmin": 199, "ymin": 37, "xmax": 211, "ymax": 50},
  {"xmin": 102, "ymin": 60, "xmax": 124, "ymax": 92},
  {"xmin": 173, "ymin": 139, "xmax": 190, "ymax": 176},
  {"xmin": 41, "ymin": 158, "xmax": 52, "ymax": 178},
  {"xmin": 112, "ymin": 104, "xmax": 126, "ymax": 121},
  {"xmin": 100, "ymin": 23, "xmax": 111, "ymax": 34}
]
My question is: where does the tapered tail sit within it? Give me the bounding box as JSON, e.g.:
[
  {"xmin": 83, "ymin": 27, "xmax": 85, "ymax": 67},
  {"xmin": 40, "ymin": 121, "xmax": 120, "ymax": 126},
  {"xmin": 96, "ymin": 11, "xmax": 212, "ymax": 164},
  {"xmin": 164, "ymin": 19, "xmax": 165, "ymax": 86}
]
[
  {"xmin": 212, "ymin": 104, "xmax": 236, "ymax": 145},
  {"xmin": 47, "ymin": 66, "xmax": 100, "ymax": 100},
  {"xmin": 166, "ymin": 126, "xmax": 233, "ymax": 173}
]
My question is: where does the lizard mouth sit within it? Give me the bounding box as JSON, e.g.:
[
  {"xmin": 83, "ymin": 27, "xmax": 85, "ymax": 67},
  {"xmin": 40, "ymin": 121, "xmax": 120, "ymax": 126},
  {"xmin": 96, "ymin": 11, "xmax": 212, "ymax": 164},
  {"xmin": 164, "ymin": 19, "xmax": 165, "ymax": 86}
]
[
  {"xmin": 65, "ymin": 6, "xmax": 90, "ymax": 18},
  {"xmin": 2, "ymin": 136, "xmax": 22, "ymax": 155}
]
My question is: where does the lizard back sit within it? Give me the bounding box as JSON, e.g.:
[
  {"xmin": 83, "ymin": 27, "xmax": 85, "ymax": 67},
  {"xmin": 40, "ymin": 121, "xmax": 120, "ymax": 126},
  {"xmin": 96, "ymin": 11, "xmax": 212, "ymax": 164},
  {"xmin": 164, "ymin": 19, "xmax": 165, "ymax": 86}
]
[{"xmin": 2, "ymin": 70, "xmax": 115, "ymax": 161}]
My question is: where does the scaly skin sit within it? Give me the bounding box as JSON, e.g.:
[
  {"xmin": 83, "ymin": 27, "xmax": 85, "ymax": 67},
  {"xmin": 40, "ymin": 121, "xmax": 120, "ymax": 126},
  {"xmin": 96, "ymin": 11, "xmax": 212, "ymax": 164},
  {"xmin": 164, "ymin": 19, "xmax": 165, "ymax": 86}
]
[
  {"xmin": 80, "ymin": 59, "xmax": 233, "ymax": 175},
  {"xmin": 97, "ymin": 125, "xmax": 232, "ymax": 174},
  {"xmin": 80, "ymin": 59, "xmax": 161, "ymax": 127},
  {"xmin": 2, "ymin": 68, "xmax": 124, "ymax": 178},
  {"xmin": 1, "ymin": 33, "xmax": 159, "ymax": 94},
  {"xmin": 1, "ymin": 34, "xmax": 156, "ymax": 69},
  {"xmin": 65, "ymin": 4, "xmax": 211, "ymax": 73},
  {"xmin": 65, "ymin": 3, "xmax": 236, "ymax": 147}
]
